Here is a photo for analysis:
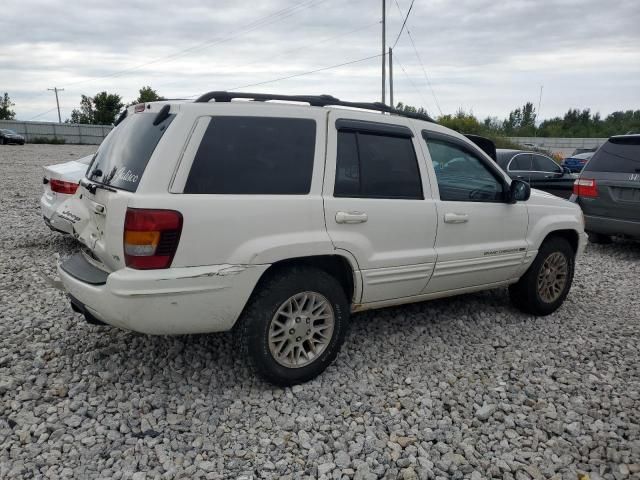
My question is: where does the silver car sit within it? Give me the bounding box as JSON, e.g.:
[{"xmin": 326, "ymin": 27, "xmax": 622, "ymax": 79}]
[{"xmin": 41, "ymin": 154, "xmax": 94, "ymax": 234}]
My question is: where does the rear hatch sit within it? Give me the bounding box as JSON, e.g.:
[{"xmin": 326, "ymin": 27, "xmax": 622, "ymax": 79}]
[
  {"xmin": 578, "ymin": 136, "xmax": 640, "ymax": 222},
  {"xmin": 73, "ymin": 104, "xmax": 176, "ymax": 271}
]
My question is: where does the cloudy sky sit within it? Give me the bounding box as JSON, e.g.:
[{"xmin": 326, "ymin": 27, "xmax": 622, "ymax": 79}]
[{"xmin": 1, "ymin": 0, "xmax": 639, "ymax": 123}]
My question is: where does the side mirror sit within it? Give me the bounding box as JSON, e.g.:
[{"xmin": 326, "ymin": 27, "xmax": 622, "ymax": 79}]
[
  {"xmin": 507, "ymin": 179, "xmax": 531, "ymax": 203},
  {"xmin": 562, "ymin": 166, "xmax": 571, "ymax": 174}
]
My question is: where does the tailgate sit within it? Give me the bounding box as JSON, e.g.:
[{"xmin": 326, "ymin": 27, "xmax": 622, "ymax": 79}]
[
  {"xmin": 72, "ymin": 182, "xmax": 133, "ymax": 272},
  {"xmin": 581, "ymin": 172, "xmax": 640, "ymax": 222}
]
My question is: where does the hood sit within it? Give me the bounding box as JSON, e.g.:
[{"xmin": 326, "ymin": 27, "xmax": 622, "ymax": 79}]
[{"xmin": 529, "ymin": 188, "xmax": 578, "ymax": 209}]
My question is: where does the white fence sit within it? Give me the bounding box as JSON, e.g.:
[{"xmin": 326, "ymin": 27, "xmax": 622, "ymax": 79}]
[{"xmin": 0, "ymin": 120, "xmax": 113, "ymax": 145}]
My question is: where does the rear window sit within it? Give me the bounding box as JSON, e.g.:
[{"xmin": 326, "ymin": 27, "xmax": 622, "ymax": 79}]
[
  {"xmin": 584, "ymin": 137, "xmax": 640, "ymax": 174},
  {"xmin": 87, "ymin": 111, "xmax": 175, "ymax": 192},
  {"xmin": 184, "ymin": 116, "xmax": 316, "ymax": 195}
]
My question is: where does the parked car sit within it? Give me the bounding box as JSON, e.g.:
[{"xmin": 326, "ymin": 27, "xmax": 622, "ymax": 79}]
[
  {"xmin": 571, "ymin": 134, "xmax": 640, "ymax": 243},
  {"xmin": 495, "ymin": 149, "xmax": 578, "ymax": 198},
  {"xmin": 570, "ymin": 147, "xmax": 597, "ymax": 156},
  {"xmin": 562, "ymin": 151, "xmax": 595, "ymax": 173},
  {"xmin": 0, "ymin": 129, "xmax": 25, "ymax": 145},
  {"xmin": 57, "ymin": 93, "xmax": 587, "ymax": 385},
  {"xmin": 41, "ymin": 154, "xmax": 94, "ymax": 234}
]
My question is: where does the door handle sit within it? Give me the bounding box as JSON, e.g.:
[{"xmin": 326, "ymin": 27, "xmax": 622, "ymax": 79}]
[
  {"xmin": 444, "ymin": 213, "xmax": 469, "ymax": 224},
  {"xmin": 335, "ymin": 211, "xmax": 368, "ymax": 224}
]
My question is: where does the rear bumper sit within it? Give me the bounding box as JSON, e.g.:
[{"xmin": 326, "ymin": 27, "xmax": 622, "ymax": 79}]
[
  {"xmin": 58, "ymin": 253, "xmax": 269, "ymax": 335},
  {"xmin": 584, "ymin": 214, "xmax": 640, "ymax": 239}
]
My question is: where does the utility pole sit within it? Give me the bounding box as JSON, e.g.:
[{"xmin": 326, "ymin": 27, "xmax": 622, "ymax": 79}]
[
  {"xmin": 381, "ymin": 0, "xmax": 386, "ymax": 104},
  {"xmin": 388, "ymin": 47, "xmax": 394, "ymax": 109},
  {"xmin": 535, "ymin": 85, "xmax": 543, "ymax": 137},
  {"xmin": 48, "ymin": 87, "xmax": 64, "ymax": 123}
]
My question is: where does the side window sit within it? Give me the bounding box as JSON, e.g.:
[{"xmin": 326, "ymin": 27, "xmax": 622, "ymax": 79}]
[
  {"xmin": 425, "ymin": 137, "xmax": 504, "ymax": 202},
  {"xmin": 334, "ymin": 131, "xmax": 423, "ymax": 199},
  {"xmin": 509, "ymin": 154, "xmax": 532, "ymax": 171},
  {"xmin": 184, "ymin": 116, "xmax": 316, "ymax": 194},
  {"xmin": 533, "ymin": 155, "xmax": 561, "ymax": 173}
]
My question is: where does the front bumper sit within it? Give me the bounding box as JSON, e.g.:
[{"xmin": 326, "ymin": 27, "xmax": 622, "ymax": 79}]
[{"xmin": 58, "ymin": 252, "xmax": 269, "ymax": 335}]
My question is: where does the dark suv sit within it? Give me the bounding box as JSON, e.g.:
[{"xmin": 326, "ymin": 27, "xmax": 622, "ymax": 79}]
[{"xmin": 571, "ymin": 135, "xmax": 640, "ymax": 242}]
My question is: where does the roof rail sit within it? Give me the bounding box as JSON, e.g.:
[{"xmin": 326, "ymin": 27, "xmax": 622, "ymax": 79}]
[{"xmin": 193, "ymin": 91, "xmax": 436, "ymax": 123}]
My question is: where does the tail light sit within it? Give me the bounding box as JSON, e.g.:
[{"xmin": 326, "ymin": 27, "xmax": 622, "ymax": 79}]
[
  {"xmin": 50, "ymin": 179, "xmax": 79, "ymax": 195},
  {"xmin": 573, "ymin": 178, "xmax": 598, "ymax": 198},
  {"xmin": 123, "ymin": 208, "xmax": 183, "ymax": 269}
]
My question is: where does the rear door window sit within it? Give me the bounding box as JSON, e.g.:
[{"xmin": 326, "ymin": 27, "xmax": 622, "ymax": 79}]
[
  {"xmin": 584, "ymin": 137, "xmax": 640, "ymax": 173},
  {"xmin": 184, "ymin": 116, "xmax": 316, "ymax": 194},
  {"xmin": 87, "ymin": 112, "xmax": 174, "ymax": 192},
  {"xmin": 334, "ymin": 131, "xmax": 423, "ymax": 199},
  {"xmin": 509, "ymin": 154, "xmax": 532, "ymax": 171},
  {"xmin": 532, "ymin": 154, "xmax": 561, "ymax": 173}
]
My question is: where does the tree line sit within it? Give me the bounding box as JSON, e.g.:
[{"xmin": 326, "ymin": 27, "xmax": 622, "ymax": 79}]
[
  {"xmin": 1, "ymin": 89, "xmax": 638, "ymax": 138},
  {"xmin": 397, "ymin": 101, "xmax": 640, "ymax": 139}
]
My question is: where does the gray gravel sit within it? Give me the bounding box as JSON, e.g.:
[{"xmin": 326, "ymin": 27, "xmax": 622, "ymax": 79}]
[{"xmin": 1, "ymin": 144, "xmax": 640, "ymax": 480}]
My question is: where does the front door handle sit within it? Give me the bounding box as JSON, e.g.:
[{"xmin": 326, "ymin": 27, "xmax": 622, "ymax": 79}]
[
  {"xmin": 444, "ymin": 212, "xmax": 469, "ymax": 224},
  {"xmin": 335, "ymin": 211, "xmax": 368, "ymax": 224}
]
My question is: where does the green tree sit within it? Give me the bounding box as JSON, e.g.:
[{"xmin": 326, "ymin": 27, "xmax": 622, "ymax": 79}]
[
  {"xmin": 502, "ymin": 102, "xmax": 536, "ymax": 136},
  {"xmin": 395, "ymin": 102, "xmax": 429, "ymax": 117},
  {"xmin": 437, "ymin": 109, "xmax": 484, "ymax": 135},
  {"xmin": 69, "ymin": 95, "xmax": 94, "ymax": 124},
  {"xmin": 0, "ymin": 92, "xmax": 16, "ymax": 120},
  {"xmin": 132, "ymin": 86, "xmax": 164, "ymax": 105},
  {"xmin": 68, "ymin": 92, "xmax": 123, "ymax": 125}
]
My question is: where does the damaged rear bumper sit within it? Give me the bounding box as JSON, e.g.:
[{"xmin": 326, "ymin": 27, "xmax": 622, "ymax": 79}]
[{"xmin": 58, "ymin": 253, "xmax": 269, "ymax": 335}]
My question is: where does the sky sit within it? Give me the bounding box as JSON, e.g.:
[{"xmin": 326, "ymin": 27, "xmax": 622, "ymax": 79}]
[{"xmin": 1, "ymin": 0, "xmax": 639, "ymax": 123}]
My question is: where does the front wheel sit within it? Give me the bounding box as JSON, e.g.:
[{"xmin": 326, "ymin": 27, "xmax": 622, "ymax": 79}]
[
  {"xmin": 509, "ymin": 237, "xmax": 575, "ymax": 316},
  {"xmin": 235, "ymin": 266, "xmax": 350, "ymax": 386}
]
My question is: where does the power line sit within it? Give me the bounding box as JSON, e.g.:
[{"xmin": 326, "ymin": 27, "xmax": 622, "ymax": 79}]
[
  {"xmin": 405, "ymin": 30, "xmax": 443, "ymax": 116},
  {"xmin": 181, "ymin": 53, "xmax": 384, "ymax": 96},
  {"xmin": 392, "ymin": 0, "xmax": 443, "ymax": 116},
  {"xmin": 392, "ymin": 0, "xmax": 414, "ymax": 48},
  {"xmin": 394, "ymin": 53, "xmax": 432, "ymax": 114},
  {"xmin": 154, "ymin": 21, "xmax": 380, "ymax": 90},
  {"xmin": 57, "ymin": 0, "xmax": 328, "ymax": 90},
  {"xmin": 27, "ymin": 107, "xmax": 59, "ymax": 121}
]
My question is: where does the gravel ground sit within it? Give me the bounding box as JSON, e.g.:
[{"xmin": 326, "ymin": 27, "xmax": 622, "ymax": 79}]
[{"xmin": 1, "ymin": 144, "xmax": 639, "ymax": 480}]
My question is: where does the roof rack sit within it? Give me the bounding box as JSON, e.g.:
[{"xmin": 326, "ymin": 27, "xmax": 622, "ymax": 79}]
[{"xmin": 193, "ymin": 91, "xmax": 436, "ymax": 123}]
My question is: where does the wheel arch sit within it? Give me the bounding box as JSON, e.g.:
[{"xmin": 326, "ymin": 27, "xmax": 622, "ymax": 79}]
[
  {"xmin": 541, "ymin": 228, "xmax": 579, "ymax": 254},
  {"xmin": 253, "ymin": 254, "xmax": 359, "ymax": 304}
]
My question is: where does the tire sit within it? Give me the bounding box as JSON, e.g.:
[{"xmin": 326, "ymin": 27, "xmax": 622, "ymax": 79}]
[
  {"xmin": 235, "ymin": 266, "xmax": 350, "ymax": 386},
  {"xmin": 509, "ymin": 237, "xmax": 575, "ymax": 316},
  {"xmin": 587, "ymin": 232, "xmax": 612, "ymax": 244}
]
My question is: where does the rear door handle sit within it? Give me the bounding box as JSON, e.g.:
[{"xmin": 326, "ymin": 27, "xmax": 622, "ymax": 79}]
[
  {"xmin": 444, "ymin": 213, "xmax": 469, "ymax": 224},
  {"xmin": 335, "ymin": 211, "xmax": 368, "ymax": 224}
]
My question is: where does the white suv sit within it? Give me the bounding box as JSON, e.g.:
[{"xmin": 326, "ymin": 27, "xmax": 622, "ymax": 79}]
[{"xmin": 58, "ymin": 92, "xmax": 587, "ymax": 385}]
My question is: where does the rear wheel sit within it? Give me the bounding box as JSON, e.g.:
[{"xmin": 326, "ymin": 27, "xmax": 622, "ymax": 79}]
[
  {"xmin": 235, "ymin": 266, "xmax": 349, "ymax": 386},
  {"xmin": 509, "ymin": 237, "xmax": 575, "ymax": 316},
  {"xmin": 587, "ymin": 232, "xmax": 612, "ymax": 244}
]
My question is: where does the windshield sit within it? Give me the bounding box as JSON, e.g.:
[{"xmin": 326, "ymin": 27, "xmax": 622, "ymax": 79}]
[
  {"xmin": 2, "ymin": 129, "xmax": 17, "ymax": 134},
  {"xmin": 86, "ymin": 111, "xmax": 174, "ymax": 192}
]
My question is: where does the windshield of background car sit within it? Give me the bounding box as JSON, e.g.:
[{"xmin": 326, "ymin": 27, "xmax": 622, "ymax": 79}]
[
  {"xmin": 86, "ymin": 112, "xmax": 175, "ymax": 192},
  {"xmin": 583, "ymin": 137, "xmax": 640, "ymax": 174}
]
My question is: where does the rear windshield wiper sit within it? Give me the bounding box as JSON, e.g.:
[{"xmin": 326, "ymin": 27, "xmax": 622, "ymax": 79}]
[{"xmin": 80, "ymin": 178, "xmax": 118, "ymax": 194}]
